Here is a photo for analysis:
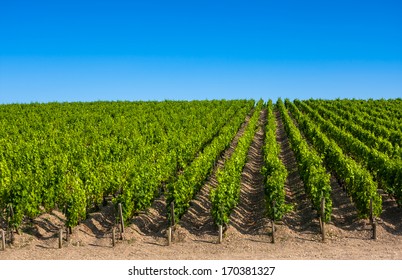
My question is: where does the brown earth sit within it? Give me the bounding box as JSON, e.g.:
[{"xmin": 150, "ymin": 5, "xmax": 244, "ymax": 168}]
[{"xmin": 1, "ymin": 109, "xmax": 402, "ymax": 260}]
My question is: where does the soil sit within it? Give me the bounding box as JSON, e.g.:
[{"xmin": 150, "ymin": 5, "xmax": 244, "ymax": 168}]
[{"xmin": 1, "ymin": 109, "xmax": 402, "ymax": 260}]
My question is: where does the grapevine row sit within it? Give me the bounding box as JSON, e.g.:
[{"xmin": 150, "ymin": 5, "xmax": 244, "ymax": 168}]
[
  {"xmin": 295, "ymin": 100, "xmax": 402, "ymax": 206},
  {"xmin": 307, "ymin": 100, "xmax": 402, "ymax": 149},
  {"xmin": 166, "ymin": 103, "xmax": 252, "ymax": 224},
  {"xmin": 363, "ymin": 99, "xmax": 402, "ymax": 121},
  {"xmin": 261, "ymin": 100, "xmax": 290, "ymax": 220},
  {"xmin": 0, "ymin": 100, "xmax": 253, "ymax": 228},
  {"xmin": 332, "ymin": 99, "xmax": 402, "ymax": 133},
  {"xmin": 210, "ymin": 100, "xmax": 264, "ymax": 226},
  {"xmin": 115, "ymin": 101, "xmax": 253, "ymax": 223},
  {"xmin": 306, "ymin": 101, "xmax": 400, "ymax": 159},
  {"xmin": 285, "ymin": 100, "xmax": 382, "ymax": 217},
  {"xmin": 278, "ymin": 99, "xmax": 332, "ymax": 222}
]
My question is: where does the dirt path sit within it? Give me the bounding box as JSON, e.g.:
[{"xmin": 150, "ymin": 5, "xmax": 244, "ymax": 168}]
[
  {"xmin": 378, "ymin": 190, "xmax": 402, "ymax": 236},
  {"xmin": 286, "ymin": 106, "xmax": 375, "ymax": 241},
  {"xmin": 326, "ymin": 175, "xmax": 371, "ymax": 240},
  {"xmin": 228, "ymin": 109, "xmax": 269, "ymax": 238},
  {"xmin": 274, "ymin": 109, "xmax": 320, "ymax": 242},
  {"xmin": 177, "ymin": 109, "xmax": 253, "ymax": 242}
]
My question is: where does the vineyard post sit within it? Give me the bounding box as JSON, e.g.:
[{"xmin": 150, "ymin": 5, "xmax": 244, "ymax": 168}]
[
  {"xmin": 8, "ymin": 205, "xmax": 12, "ymax": 244},
  {"xmin": 372, "ymin": 222, "xmax": 377, "ymax": 240},
  {"xmin": 66, "ymin": 226, "xmax": 70, "ymax": 242},
  {"xmin": 1, "ymin": 230, "xmax": 5, "ymax": 251},
  {"xmin": 112, "ymin": 227, "xmax": 116, "ymax": 247},
  {"xmin": 58, "ymin": 228, "xmax": 63, "ymax": 249},
  {"xmin": 9, "ymin": 204, "xmax": 14, "ymax": 219},
  {"xmin": 10, "ymin": 229, "xmax": 14, "ymax": 245},
  {"xmin": 9, "ymin": 204, "xmax": 19, "ymax": 236},
  {"xmin": 369, "ymin": 198, "xmax": 373, "ymax": 225},
  {"xmin": 271, "ymin": 200, "xmax": 275, "ymax": 244},
  {"xmin": 8, "ymin": 205, "xmax": 14, "ymax": 244},
  {"xmin": 167, "ymin": 227, "xmax": 172, "ymax": 246},
  {"xmin": 218, "ymin": 225, "xmax": 223, "ymax": 244},
  {"xmin": 118, "ymin": 203, "xmax": 124, "ymax": 240},
  {"xmin": 321, "ymin": 197, "xmax": 326, "ymax": 242},
  {"xmin": 170, "ymin": 201, "xmax": 175, "ymax": 227},
  {"xmin": 370, "ymin": 198, "xmax": 377, "ymax": 239}
]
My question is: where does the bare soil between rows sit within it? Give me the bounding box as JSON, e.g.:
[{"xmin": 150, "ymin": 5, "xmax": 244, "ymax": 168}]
[{"xmin": 1, "ymin": 109, "xmax": 402, "ymax": 260}]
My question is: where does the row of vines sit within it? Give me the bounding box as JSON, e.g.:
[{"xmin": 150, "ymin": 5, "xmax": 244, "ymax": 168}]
[
  {"xmin": 0, "ymin": 98, "xmax": 401, "ymax": 235},
  {"xmin": 0, "ymin": 100, "xmax": 254, "ymax": 229}
]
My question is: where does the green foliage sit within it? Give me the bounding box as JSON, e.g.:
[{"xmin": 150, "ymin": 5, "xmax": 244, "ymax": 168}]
[
  {"xmin": 210, "ymin": 100, "xmax": 264, "ymax": 226},
  {"xmin": 0, "ymin": 100, "xmax": 253, "ymax": 228},
  {"xmin": 0, "ymin": 98, "xmax": 399, "ymax": 228},
  {"xmin": 295, "ymin": 99, "xmax": 397, "ymax": 209},
  {"xmin": 289, "ymin": 100, "xmax": 382, "ymax": 217},
  {"xmin": 304, "ymin": 100, "xmax": 400, "ymax": 159},
  {"xmin": 166, "ymin": 102, "xmax": 253, "ymax": 224},
  {"xmin": 305, "ymin": 99, "xmax": 402, "ymax": 153},
  {"xmin": 261, "ymin": 100, "xmax": 291, "ymax": 220},
  {"xmin": 278, "ymin": 99, "xmax": 332, "ymax": 222},
  {"xmin": 63, "ymin": 173, "xmax": 87, "ymax": 227}
]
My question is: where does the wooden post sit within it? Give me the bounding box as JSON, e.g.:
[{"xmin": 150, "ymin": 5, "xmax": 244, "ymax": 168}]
[
  {"xmin": 369, "ymin": 198, "xmax": 374, "ymax": 225},
  {"xmin": 9, "ymin": 205, "xmax": 20, "ymax": 235},
  {"xmin": 319, "ymin": 216, "xmax": 322, "ymax": 233},
  {"xmin": 321, "ymin": 197, "xmax": 326, "ymax": 242},
  {"xmin": 112, "ymin": 227, "xmax": 116, "ymax": 247},
  {"xmin": 218, "ymin": 225, "xmax": 223, "ymax": 244},
  {"xmin": 118, "ymin": 203, "xmax": 124, "ymax": 239},
  {"xmin": 372, "ymin": 222, "xmax": 377, "ymax": 240},
  {"xmin": 272, "ymin": 200, "xmax": 276, "ymax": 244},
  {"xmin": 1, "ymin": 230, "xmax": 5, "ymax": 251},
  {"xmin": 8, "ymin": 205, "xmax": 14, "ymax": 244},
  {"xmin": 66, "ymin": 226, "xmax": 70, "ymax": 242},
  {"xmin": 170, "ymin": 201, "xmax": 175, "ymax": 227},
  {"xmin": 10, "ymin": 229, "xmax": 14, "ymax": 245},
  {"xmin": 9, "ymin": 204, "xmax": 14, "ymax": 220},
  {"xmin": 167, "ymin": 227, "xmax": 172, "ymax": 246},
  {"xmin": 58, "ymin": 228, "xmax": 63, "ymax": 249}
]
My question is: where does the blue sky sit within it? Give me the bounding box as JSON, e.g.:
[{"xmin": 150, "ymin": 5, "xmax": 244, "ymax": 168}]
[{"xmin": 1, "ymin": 0, "xmax": 401, "ymax": 103}]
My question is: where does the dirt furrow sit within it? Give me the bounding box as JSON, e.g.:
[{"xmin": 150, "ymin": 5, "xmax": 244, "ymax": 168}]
[
  {"xmin": 177, "ymin": 110, "xmax": 254, "ymax": 240},
  {"xmin": 228, "ymin": 109, "xmax": 269, "ymax": 237},
  {"xmin": 274, "ymin": 108, "xmax": 319, "ymax": 241},
  {"xmin": 287, "ymin": 107, "xmax": 373, "ymax": 240},
  {"xmin": 129, "ymin": 109, "xmax": 255, "ymax": 242}
]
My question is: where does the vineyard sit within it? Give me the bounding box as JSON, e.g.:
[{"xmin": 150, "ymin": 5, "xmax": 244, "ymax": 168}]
[{"xmin": 1, "ymin": 99, "xmax": 402, "ymax": 259}]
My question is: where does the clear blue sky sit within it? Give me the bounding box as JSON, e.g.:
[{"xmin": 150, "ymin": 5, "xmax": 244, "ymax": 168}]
[{"xmin": 1, "ymin": 0, "xmax": 401, "ymax": 103}]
